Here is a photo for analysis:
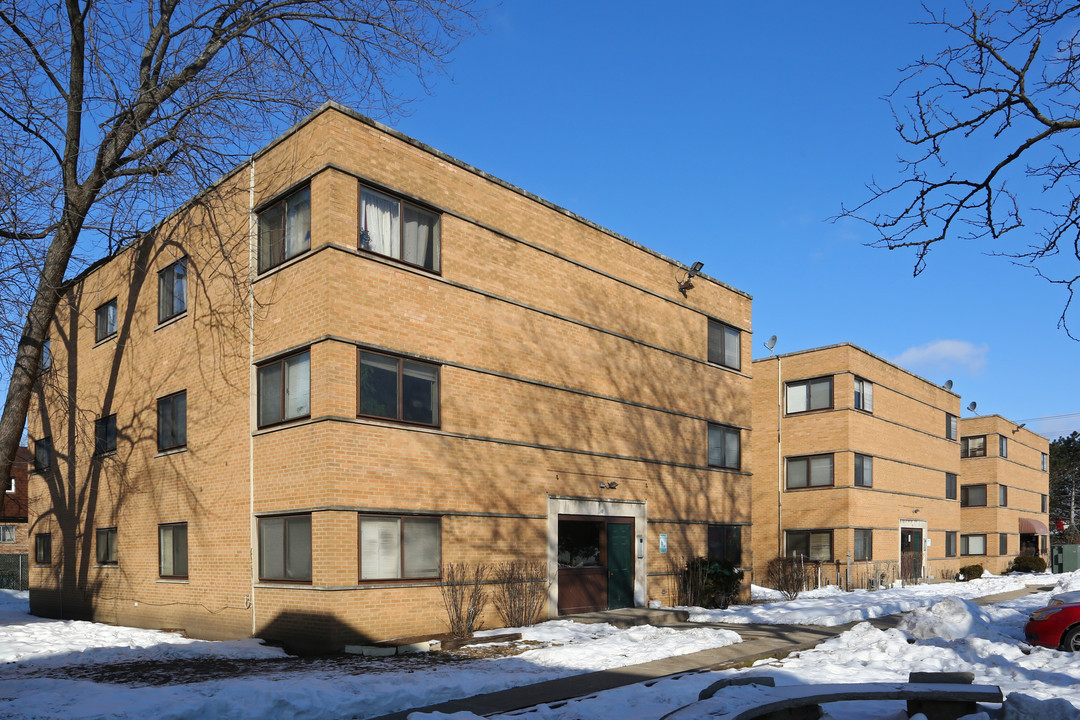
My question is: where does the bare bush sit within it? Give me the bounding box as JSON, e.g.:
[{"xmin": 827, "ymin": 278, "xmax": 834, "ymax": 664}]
[
  {"xmin": 440, "ymin": 562, "xmax": 488, "ymax": 638},
  {"xmin": 491, "ymin": 560, "xmax": 546, "ymax": 628},
  {"xmin": 766, "ymin": 556, "xmax": 805, "ymax": 600}
]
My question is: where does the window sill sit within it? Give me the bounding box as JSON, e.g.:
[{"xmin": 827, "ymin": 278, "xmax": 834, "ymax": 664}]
[
  {"xmin": 157, "ymin": 578, "xmax": 189, "ymax": 584},
  {"xmin": 155, "ymin": 447, "xmax": 188, "ymax": 458},
  {"xmin": 94, "ymin": 564, "xmax": 119, "ymax": 568},
  {"xmin": 93, "ymin": 333, "xmax": 117, "ymax": 348},
  {"xmin": 155, "ymin": 312, "xmax": 188, "ymax": 332},
  {"xmin": 254, "ymin": 249, "xmax": 312, "ymax": 279}
]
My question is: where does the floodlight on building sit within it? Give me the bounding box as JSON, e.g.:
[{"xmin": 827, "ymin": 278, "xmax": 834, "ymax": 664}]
[{"xmin": 677, "ymin": 261, "xmax": 704, "ymax": 297}]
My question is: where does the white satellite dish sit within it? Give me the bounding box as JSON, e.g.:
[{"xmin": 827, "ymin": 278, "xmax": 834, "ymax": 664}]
[{"xmin": 943, "ymin": 379, "xmax": 953, "ymax": 391}]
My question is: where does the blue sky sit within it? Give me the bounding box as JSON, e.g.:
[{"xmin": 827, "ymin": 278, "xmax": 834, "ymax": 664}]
[{"xmin": 375, "ymin": 1, "xmax": 1080, "ymax": 440}]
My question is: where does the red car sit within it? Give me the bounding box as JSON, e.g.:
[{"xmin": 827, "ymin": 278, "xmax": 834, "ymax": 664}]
[{"xmin": 1025, "ymin": 590, "xmax": 1080, "ymax": 651}]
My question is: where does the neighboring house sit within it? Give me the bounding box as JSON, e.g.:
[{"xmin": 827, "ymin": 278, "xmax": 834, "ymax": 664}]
[
  {"xmin": 957, "ymin": 415, "xmax": 1050, "ymax": 574},
  {"xmin": 26, "ymin": 102, "xmax": 753, "ymax": 650},
  {"xmin": 751, "ymin": 344, "xmax": 964, "ymax": 583},
  {"xmin": 0, "ymin": 447, "xmax": 29, "ymax": 555}
]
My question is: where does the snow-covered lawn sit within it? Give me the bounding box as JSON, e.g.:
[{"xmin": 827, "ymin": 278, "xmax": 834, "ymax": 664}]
[{"xmin": 1, "ymin": 572, "xmax": 1078, "ymax": 719}]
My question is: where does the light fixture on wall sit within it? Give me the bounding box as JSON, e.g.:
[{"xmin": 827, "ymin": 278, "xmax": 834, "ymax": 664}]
[
  {"xmin": 1013, "ymin": 422, "xmax": 1026, "ymax": 433},
  {"xmin": 677, "ymin": 261, "xmax": 704, "ymax": 297}
]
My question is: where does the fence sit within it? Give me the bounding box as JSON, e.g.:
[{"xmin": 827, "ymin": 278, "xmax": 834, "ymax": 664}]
[
  {"xmin": 0, "ymin": 554, "xmax": 29, "ymax": 591},
  {"xmin": 785, "ymin": 555, "xmax": 915, "ymax": 593}
]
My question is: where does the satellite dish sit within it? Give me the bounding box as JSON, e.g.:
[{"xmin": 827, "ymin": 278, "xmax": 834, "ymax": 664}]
[
  {"xmin": 967, "ymin": 401, "xmax": 977, "ymax": 413},
  {"xmin": 943, "ymin": 379, "xmax": 953, "ymax": 391},
  {"xmin": 764, "ymin": 335, "xmax": 778, "ymax": 351}
]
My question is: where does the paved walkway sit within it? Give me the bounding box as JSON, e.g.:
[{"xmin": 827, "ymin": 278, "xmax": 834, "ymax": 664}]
[{"xmin": 371, "ymin": 585, "xmax": 1051, "ymax": 720}]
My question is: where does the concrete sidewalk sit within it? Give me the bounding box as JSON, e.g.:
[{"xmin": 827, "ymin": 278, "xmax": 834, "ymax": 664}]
[{"xmin": 370, "ymin": 585, "xmax": 1051, "ymax": 720}]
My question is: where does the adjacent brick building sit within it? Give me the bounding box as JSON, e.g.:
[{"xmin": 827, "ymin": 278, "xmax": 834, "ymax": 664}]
[
  {"xmin": 26, "ymin": 102, "xmax": 753, "ymax": 649},
  {"xmin": 1, "ymin": 447, "xmax": 29, "ymax": 556},
  {"xmin": 752, "ymin": 344, "xmax": 964, "ymax": 582},
  {"xmin": 751, "ymin": 344, "xmax": 1050, "ymax": 584},
  {"xmin": 958, "ymin": 415, "xmax": 1050, "ymax": 574}
]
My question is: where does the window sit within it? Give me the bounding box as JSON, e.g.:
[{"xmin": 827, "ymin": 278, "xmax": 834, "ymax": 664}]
[
  {"xmin": 945, "ymin": 532, "xmax": 957, "ymax": 558},
  {"xmin": 707, "ymin": 424, "xmax": 741, "ymax": 470},
  {"xmin": 708, "ymin": 524, "xmax": 742, "ymax": 566},
  {"xmin": 358, "ymin": 351, "xmax": 439, "ymax": 426},
  {"xmin": 960, "ymin": 484, "xmax": 987, "ymax": 507},
  {"xmin": 258, "ymin": 515, "xmax": 311, "ymax": 582},
  {"xmin": 96, "ymin": 527, "xmax": 117, "ymax": 564},
  {"xmin": 999, "ymin": 533, "xmax": 1009, "ymax": 556},
  {"xmin": 854, "ymin": 454, "xmax": 873, "ymax": 487},
  {"xmin": 1042, "ymin": 453, "xmax": 1048, "ymax": 471},
  {"xmin": 785, "ymin": 530, "xmax": 833, "ymax": 561},
  {"xmin": 785, "ymin": 377, "xmax": 833, "ymax": 414},
  {"xmin": 34, "ymin": 436, "xmax": 52, "ymax": 472},
  {"xmin": 41, "ymin": 339, "xmax": 51, "ymax": 371},
  {"xmin": 95, "ymin": 299, "xmax": 117, "ymax": 342},
  {"xmin": 945, "ymin": 473, "xmax": 957, "ymax": 500},
  {"xmin": 35, "ymin": 533, "xmax": 51, "ymax": 564},
  {"xmin": 358, "ymin": 185, "xmax": 440, "ymax": 271},
  {"xmin": 0, "ymin": 525, "xmax": 14, "ymax": 543},
  {"xmin": 359, "ymin": 515, "xmax": 441, "ymax": 580},
  {"xmin": 946, "ymin": 414, "xmax": 958, "ymax": 441},
  {"xmin": 999, "ymin": 485, "xmax": 1008, "ymax": 507},
  {"xmin": 94, "ymin": 414, "xmax": 117, "ymax": 456},
  {"xmin": 786, "ymin": 454, "xmax": 834, "ymax": 489},
  {"xmin": 961, "ymin": 534, "xmax": 986, "ymax": 556},
  {"xmin": 999, "ymin": 435, "xmax": 1008, "ymax": 458},
  {"xmin": 257, "ymin": 351, "xmax": 310, "ymax": 427},
  {"xmin": 961, "ymin": 435, "xmax": 986, "ymax": 458},
  {"xmin": 854, "ymin": 529, "xmax": 872, "ymax": 561},
  {"xmin": 157, "ymin": 391, "xmax": 187, "ymax": 451},
  {"xmin": 5, "ymin": 477, "xmax": 13, "ymax": 493},
  {"xmin": 853, "ymin": 377, "xmax": 873, "ymax": 412},
  {"xmin": 157, "ymin": 258, "xmax": 187, "ymax": 323},
  {"xmin": 258, "ymin": 186, "xmax": 311, "ymax": 273},
  {"xmin": 159, "ymin": 523, "xmax": 188, "ymax": 578},
  {"xmin": 1042, "ymin": 494, "xmax": 1048, "ymax": 513},
  {"xmin": 707, "ymin": 320, "xmax": 741, "ymax": 370}
]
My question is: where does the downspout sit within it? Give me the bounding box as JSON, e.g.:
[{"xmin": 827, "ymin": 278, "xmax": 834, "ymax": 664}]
[
  {"xmin": 777, "ymin": 355, "xmax": 783, "ymax": 557},
  {"xmin": 248, "ymin": 158, "xmax": 257, "ymax": 636}
]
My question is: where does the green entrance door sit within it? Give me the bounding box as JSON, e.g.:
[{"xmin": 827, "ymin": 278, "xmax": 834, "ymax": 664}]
[{"xmin": 606, "ymin": 522, "xmax": 633, "ymax": 609}]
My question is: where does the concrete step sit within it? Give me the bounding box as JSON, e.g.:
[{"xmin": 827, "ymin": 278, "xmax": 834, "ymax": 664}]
[{"xmin": 560, "ymin": 607, "xmax": 691, "ymax": 628}]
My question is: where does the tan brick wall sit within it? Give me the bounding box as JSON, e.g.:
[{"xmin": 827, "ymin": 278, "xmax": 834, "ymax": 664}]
[{"xmin": 27, "ymin": 104, "xmax": 753, "ymax": 648}]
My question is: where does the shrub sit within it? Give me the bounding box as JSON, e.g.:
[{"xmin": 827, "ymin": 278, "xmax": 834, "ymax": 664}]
[
  {"xmin": 677, "ymin": 557, "xmax": 744, "ymax": 608},
  {"xmin": 491, "ymin": 560, "xmax": 547, "ymax": 628},
  {"xmin": 1008, "ymin": 555, "xmax": 1048, "ymax": 573},
  {"xmin": 440, "ymin": 562, "xmax": 488, "ymax": 638},
  {"xmin": 766, "ymin": 556, "xmax": 805, "ymax": 600},
  {"xmin": 958, "ymin": 563, "xmax": 984, "ymax": 581}
]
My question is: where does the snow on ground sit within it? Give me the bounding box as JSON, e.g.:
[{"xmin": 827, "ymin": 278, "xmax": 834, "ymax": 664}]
[
  {"xmin": 682, "ymin": 574, "xmax": 1036, "ymax": 626},
  {"xmin": 2, "ymin": 573, "xmax": 1079, "ymax": 719},
  {"xmin": 0, "ymin": 590, "xmax": 283, "ymax": 666}
]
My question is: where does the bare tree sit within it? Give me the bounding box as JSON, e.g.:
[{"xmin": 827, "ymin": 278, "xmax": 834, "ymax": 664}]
[
  {"xmin": 0, "ymin": 0, "xmax": 481, "ymax": 482},
  {"xmin": 842, "ymin": 1, "xmax": 1080, "ymax": 334}
]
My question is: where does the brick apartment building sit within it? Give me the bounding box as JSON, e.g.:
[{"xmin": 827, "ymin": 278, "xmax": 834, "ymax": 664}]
[
  {"xmin": 26, "ymin": 102, "xmax": 753, "ymax": 649},
  {"xmin": 958, "ymin": 415, "xmax": 1050, "ymax": 574},
  {"xmin": 751, "ymin": 344, "xmax": 1050, "ymax": 583},
  {"xmin": 1, "ymin": 447, "xmax": 29, "ymax": 556},
  {"xmin": 751, "ymin": 344, "xmax": 964, "ymax": 582}
]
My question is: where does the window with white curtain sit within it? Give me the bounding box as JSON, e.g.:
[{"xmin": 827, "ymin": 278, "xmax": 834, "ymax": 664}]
[
  {"xmin": 257, "ymin": 350, "xmax": 311, "ymax": 427},
  {"xmin": 359, "ymin": 185, "xmax": 440, "ymax": 271},
  {"xmin": 961, "ymin": 534, "xmax": 986, "ymax": 556},
  {"xmin": 853, "ymin": 377, "xmax": 873, "ymax": 412},
  {"xmin": 258, "ymin": 186, "xmax": 311, "ymax": 273},
  {"xmin": 360, "ymin": 515, "xmax": 441, "ymax": 580}
]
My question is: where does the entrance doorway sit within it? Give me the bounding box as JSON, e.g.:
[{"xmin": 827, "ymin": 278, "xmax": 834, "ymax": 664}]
[
  {"xmin": 900, "ymin": 526, "xmax": 924, "ymax": 582},
  {"xmin": 556, "ymin": 515, "xmax": 634, "ymax": 614}
]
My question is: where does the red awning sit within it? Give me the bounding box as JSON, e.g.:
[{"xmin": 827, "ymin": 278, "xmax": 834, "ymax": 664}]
[{"xmin": 1019, "ymin": 518, "xmax": 1050, "ymax": 535}]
